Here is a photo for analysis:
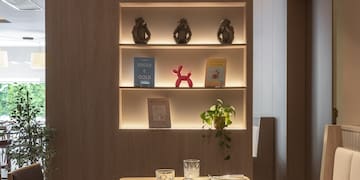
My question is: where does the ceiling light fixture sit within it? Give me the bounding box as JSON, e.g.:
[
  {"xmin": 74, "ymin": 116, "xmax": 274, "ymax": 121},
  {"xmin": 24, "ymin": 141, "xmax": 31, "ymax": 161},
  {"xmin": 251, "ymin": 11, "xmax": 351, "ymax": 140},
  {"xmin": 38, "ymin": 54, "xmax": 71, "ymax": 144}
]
[
  {"xmin": 1, "ymin": 0, "xmax": 42, "ymax": 11},
  {"xmin": 0, "ymin": 49, "xmax": 9, "ymax": 68},
  {"xmin": 22, "ymin": 36, "xmax": 34, "ymax": 40},
  {"xmin": 0, "ymin": 18, "xmax": 11, "ymax": 23},
  {"xmin": 31, "ymin": 52, "xmax": 45, "ymax": 69}
]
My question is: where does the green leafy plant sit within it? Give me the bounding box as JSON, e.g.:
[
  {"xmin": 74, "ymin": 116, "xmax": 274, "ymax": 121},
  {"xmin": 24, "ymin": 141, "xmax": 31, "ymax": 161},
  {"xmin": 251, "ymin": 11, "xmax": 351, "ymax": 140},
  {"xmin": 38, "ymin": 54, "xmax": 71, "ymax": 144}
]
[
  {"xmin": 200, "ymin": 99, "xmax": 235, "ymax": 160},
  {"xmin": 0, "ymin": 83, "xmax": 45, "ymax": 117},
  {"xmin": 6, "ymin": 84, "xmax": 55, "ymax": 177}
]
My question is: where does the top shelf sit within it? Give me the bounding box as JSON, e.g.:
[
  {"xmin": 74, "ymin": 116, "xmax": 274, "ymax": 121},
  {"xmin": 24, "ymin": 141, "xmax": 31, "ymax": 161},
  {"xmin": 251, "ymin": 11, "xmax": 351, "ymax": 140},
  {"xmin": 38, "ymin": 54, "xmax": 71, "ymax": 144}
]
[
  {"xmin": 119, "ymin": 2, "xmax": 246, "ymax": 8},
  {"xmin": 119, "ymin": 44, "xmax": 247, "ymax": 50}
]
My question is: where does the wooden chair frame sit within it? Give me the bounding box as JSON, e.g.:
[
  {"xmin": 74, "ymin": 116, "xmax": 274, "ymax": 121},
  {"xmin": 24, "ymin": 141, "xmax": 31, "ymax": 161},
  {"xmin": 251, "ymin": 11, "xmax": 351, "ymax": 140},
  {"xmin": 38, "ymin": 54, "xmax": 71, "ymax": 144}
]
[
  {"xmin": 320, "ymin": 124, "xmax": 360, "ymax": 180},
  {"xmin": 8, "ymin": 163, "xmax": 43, "ymax": 180}
]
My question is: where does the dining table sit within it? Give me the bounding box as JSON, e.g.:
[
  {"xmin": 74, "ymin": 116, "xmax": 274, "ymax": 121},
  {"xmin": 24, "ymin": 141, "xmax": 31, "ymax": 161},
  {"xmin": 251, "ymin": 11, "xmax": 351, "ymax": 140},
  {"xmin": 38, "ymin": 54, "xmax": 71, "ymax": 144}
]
[{"xmin": 120, "ymin": 175, "xmax": 250, "ymax": 180}]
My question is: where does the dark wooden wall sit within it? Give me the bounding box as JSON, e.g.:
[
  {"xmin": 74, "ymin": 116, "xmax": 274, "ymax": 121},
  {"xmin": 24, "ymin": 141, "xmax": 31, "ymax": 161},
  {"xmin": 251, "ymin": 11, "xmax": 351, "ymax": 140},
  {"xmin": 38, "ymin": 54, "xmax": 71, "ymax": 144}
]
[
  {"xmin": 287, "ymin": 0, "xmax": 309, "ymax": 180},
  {"xmin": 46, "ymin": 0, "xmax": 119, "ymax": 179},
  {"xmin": 115, "ymin": 130, "xmax": 252, "ymax": 178}
]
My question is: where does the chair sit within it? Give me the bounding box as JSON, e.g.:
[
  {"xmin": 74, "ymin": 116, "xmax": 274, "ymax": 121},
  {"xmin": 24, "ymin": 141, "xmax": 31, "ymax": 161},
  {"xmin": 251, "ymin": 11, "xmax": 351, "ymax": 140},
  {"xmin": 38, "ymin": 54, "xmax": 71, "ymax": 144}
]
[
  {"xmin": 320, "ymin": 124, "xmax": 360, "ymax": 180},
  {"xmin": 0, "ymin": 125, "xmax": 11, "ymax": 178},
  {"xmin": 8, "ymin": 163, "xmax": 43, "ymax": 180}
]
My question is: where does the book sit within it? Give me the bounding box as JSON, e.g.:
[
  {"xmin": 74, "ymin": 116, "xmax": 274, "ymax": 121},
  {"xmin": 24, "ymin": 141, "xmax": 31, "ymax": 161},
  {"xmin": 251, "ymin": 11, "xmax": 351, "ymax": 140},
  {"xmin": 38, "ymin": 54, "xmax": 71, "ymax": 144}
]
[
  {"xmin": 205, "ymin": 58, "xmax": 227, "ymax": 88},
  {"xmin": 134, "ymin": 57, "xmax": 155, "ymax": 87},
  {"xmin": 148, "ymin": 98, "xmax": 171, "ymax": 128}
]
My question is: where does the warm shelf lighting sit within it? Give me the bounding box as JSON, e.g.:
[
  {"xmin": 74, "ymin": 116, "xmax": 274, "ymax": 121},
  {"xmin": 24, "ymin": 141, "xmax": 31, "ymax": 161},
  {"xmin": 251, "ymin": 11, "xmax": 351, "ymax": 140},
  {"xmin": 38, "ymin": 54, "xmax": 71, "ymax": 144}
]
[
  {"xmin": 119, "ymin": 123, "xmax": 246, "ymax": 130},
  {"xmin": 120, "ymin": 2, "xmax": 246, "ymax": 8},
  {"xmin": 30, "ymin": 52, "xmax": 45, "ymax": 69},
  {"xmin": 119, "ymin": 44, "xmax": 247, "ymax": 50},
  {"xmin": 0, "ymin": 49, "xmax": 8, "ymax": 68},
  {"xmin": 119, "ymin": 87, "xmax": 247, "ymax": 91},
  {"xmin": 120, "ymin": 123, "xmax": 148, "ymax": 129}
]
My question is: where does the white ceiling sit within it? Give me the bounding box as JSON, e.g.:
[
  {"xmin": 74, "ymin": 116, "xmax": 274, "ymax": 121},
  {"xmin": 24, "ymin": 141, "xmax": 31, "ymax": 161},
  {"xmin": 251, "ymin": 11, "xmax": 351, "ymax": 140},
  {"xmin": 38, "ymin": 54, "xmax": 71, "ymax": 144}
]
[{"xmin": 0, "ymin": 0, "xmax": 45, "ymax": 46}]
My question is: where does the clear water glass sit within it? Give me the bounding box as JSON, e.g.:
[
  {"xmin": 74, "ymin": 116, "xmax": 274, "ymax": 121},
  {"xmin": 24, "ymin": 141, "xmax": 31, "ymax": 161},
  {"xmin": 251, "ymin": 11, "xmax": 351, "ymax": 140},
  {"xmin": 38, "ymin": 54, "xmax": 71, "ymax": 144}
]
[
  {"xmin": 156, "ymin": 169, "xmax": 175, "ymax": 180},
  {"xmin": 183, "ymin": 159, "xmax": 200, "ymax": 179}
]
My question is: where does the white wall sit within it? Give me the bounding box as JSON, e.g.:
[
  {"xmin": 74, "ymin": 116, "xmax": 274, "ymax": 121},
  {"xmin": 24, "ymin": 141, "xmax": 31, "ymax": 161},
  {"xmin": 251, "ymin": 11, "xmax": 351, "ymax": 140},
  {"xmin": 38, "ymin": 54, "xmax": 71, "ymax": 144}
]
[
  {"xmin": 253, "ymin": 0, "xmax": 287, "ymax": 179},
  {"xmin": 311, "ymin": 0, "xmax": 333, "ymax": 179},
  {"xmin": 0, "ymin": 46, "xmax": 45, "ymax": 83}
]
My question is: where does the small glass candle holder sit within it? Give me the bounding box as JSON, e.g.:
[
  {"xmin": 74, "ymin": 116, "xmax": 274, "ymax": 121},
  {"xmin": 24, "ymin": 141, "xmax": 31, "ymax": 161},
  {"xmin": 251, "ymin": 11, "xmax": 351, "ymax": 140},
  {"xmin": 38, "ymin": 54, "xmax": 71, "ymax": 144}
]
[
  {"xmin": 183, "ymin": 159, "xmax": 200, "ymax": 179},
  {"xmin": 156, "ymin": 169, "xmax": 175, "ymax": 180}
]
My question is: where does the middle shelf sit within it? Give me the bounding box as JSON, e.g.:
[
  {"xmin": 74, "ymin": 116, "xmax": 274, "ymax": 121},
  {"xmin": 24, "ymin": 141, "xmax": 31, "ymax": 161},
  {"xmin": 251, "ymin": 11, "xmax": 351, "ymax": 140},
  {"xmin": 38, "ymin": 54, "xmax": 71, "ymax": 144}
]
[{"xmin": 119, "ymin": 45, "xmax": 247, "ymax": 87}]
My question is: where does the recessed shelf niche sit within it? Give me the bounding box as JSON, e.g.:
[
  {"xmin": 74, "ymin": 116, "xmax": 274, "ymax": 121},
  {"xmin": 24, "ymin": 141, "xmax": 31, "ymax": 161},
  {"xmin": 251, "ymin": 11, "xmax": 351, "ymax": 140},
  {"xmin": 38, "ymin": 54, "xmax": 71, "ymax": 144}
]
[
  {"xmin": 119, "ymin": 2, "xmax": 247, "ymax": 45},
  {"xmin": 119, "ymin": 1, "xmax": 248, "ymax": 130},
  {"xmin": 119, "ymin": 88, "xmax": 246, "ymax": 129}
]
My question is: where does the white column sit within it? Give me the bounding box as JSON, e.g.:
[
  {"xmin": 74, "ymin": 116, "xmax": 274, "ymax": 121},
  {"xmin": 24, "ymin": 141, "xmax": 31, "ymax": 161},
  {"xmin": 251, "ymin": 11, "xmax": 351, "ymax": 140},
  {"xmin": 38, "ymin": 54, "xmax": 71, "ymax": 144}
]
[{"xmin": 253, "ymin": 0, "xmax": 287, "ymax": 180}]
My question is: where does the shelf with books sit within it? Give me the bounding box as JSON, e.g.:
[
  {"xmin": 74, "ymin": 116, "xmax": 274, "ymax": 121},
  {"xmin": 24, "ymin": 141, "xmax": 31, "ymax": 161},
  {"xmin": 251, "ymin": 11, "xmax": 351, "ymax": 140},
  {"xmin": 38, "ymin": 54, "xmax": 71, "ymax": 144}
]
[{"xmin": 119, "ymin": 48, "xmax": 247, "ymax": 88}]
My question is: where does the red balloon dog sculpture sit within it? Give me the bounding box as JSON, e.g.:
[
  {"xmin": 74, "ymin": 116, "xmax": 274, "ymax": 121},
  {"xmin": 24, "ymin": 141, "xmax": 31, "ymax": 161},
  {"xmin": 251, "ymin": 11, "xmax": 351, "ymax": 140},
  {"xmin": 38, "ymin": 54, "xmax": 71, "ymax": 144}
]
[{"xmin": 173, "ymin": 65, "xmax": 193, "ymax": 88}]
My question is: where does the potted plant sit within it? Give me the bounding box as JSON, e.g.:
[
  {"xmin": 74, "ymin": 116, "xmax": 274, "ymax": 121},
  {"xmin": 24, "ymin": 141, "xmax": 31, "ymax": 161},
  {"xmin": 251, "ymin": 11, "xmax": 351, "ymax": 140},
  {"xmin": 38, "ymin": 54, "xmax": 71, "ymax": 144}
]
[
  {"xmin": 200, "ymin": 99, "xmax": 235, "ymax": 160},
  {"xmin": 6, "ymin": 84, "xmax": 55, "ymax": 177}
]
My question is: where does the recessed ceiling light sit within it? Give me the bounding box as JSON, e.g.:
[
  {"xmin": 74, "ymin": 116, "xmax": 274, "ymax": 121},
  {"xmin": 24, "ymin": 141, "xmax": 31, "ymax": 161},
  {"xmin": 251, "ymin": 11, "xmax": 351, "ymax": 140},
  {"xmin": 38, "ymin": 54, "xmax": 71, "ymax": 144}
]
[
  {"xmin": 1, "ymin": 0, "xmax": 42, "ymax": 11},
  {"xmin": 31, "ymin": 52, "xmax": 45, "ymax": 69},
  {"xmin": 0, "ymin": 18, "xmax": 11, "ymax": 23},
  {"xmin": 22, "ymin": 37, "xmax": 34, "ymax": 40},
  {"xmin": 0, "ymin": 49, "xmax": 9, "ymax": 68}
]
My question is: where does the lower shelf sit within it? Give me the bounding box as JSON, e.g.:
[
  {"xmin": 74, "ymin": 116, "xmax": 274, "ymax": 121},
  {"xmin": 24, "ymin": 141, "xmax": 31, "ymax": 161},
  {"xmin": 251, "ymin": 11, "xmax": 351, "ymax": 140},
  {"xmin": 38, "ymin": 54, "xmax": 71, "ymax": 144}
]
[{"xmin": 119, "ymin": 88, "xmax": 246, "ymax": 129}]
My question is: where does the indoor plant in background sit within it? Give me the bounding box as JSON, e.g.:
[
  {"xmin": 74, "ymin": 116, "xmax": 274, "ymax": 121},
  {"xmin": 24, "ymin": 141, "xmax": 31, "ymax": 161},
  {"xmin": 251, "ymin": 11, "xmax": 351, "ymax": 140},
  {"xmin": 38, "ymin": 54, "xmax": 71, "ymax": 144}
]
[
  {"xmin": 6, "ymin": 84, "xmax": 55, "ymax": 177},
  {"xmin": 200, "ymin": 99, "xmax": 235, "ymax": 160}
]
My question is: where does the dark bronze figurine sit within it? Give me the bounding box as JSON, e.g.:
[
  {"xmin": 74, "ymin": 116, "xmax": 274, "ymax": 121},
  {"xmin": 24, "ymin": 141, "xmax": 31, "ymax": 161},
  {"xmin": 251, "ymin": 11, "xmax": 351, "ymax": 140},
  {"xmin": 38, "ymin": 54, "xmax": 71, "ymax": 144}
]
[
  {"xmin": 217, "ymin": 19, "xmax": 234, "ymax": 44},
  {"xmin": 132, "ymin": 17, "xmax": 151, "ymax": 44},
  {"xmin": 173, "ymin": 18, "xmax": 192, "ymax": 44}
]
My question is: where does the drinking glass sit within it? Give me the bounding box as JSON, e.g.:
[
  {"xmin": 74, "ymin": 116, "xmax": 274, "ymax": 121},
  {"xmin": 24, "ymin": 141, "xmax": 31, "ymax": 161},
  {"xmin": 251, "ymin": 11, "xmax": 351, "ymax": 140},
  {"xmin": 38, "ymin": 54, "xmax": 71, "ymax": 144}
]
[
  {"xmin": 183, "ymin": 159, "xmax": 200, "ymax": 179},
  {"xmin": 156, "ymin": 169, "xmax": 175, "ymax": 180}
]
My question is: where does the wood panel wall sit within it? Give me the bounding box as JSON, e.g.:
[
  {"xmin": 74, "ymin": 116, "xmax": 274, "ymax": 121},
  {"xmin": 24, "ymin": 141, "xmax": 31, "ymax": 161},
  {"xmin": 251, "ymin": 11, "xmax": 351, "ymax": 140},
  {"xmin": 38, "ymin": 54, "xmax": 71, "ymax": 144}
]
[
  {"xmin": 287, "ymin": 0, "xmax": 309, "ymax": 180},
  {"xmin": 46, "ymin": 0, "xmax": 253, "ymax": 180},
  {"xmin": 115, "ymin": 130, "xmax": 251, "ymax": 178},
  {"xmin": 46, "ymin": 0, "xmax": 118, "ymax": 179},
  {"xmin": 334, "ymin": 0, "xmax": 360, "ymax": 126}
]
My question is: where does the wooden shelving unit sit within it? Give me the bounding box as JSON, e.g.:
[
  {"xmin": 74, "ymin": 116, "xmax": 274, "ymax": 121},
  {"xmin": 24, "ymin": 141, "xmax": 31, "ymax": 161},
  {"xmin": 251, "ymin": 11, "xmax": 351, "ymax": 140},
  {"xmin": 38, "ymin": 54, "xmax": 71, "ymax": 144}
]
[
  {"xmin": 116, "ymin": 0, "xmax": 253, "ymax": 178},
  {"xmin": 118, "ymin": 1, "xmax": 249, "ymax": 130}
]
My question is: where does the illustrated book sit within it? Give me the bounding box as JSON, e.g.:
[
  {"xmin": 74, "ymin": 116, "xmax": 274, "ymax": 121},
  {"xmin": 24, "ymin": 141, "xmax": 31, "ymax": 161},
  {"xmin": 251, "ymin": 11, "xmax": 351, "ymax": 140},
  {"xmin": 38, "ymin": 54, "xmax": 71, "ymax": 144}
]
[{"xmin": 205, "ymin": 58, "xmax": 227, "ymax": 88}]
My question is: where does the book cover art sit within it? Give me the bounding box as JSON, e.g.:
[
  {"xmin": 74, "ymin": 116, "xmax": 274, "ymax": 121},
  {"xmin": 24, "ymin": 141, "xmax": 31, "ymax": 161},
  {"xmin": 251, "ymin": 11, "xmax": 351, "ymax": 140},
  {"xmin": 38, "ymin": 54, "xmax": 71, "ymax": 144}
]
[
  {"xmin": 148, "ymin": 98, "xmax": 171, "ymax": 128},
  {"xmin": 134, "ymin": 57, "xmax": 155, "ymax": 87},
  {"xmin": 205, "ymin": 58, "xmax": 226, "ymax": 88}
]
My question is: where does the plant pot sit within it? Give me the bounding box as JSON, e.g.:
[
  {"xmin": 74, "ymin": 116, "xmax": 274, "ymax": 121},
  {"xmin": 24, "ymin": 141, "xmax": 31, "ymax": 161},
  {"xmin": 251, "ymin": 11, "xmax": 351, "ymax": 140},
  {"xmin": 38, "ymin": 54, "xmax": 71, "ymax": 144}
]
[{"xmin": 214, "ymin": 117, "xmax": 226, "ymax": 130}]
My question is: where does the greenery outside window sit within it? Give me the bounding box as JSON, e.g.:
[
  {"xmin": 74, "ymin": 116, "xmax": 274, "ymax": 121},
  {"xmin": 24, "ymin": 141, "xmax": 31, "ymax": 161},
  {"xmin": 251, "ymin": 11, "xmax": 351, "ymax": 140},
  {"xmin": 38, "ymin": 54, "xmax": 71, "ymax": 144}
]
[{"xmin": 0, "ymin": 83, "xmax": 45, "ymax": 121}]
